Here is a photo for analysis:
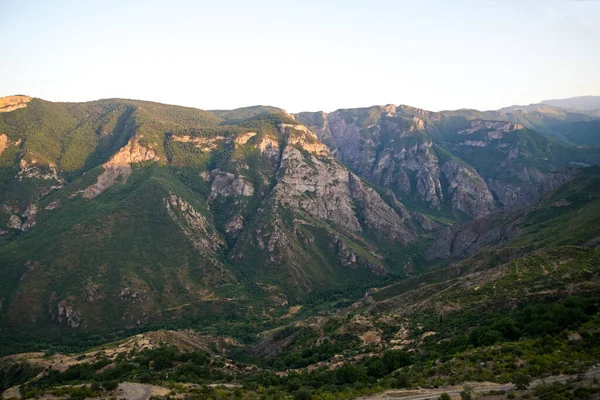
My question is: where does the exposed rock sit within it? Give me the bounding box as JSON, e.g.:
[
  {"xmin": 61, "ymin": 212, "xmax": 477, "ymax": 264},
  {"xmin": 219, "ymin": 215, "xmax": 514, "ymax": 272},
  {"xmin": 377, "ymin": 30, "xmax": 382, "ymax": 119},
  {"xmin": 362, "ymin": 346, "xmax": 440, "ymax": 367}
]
[
  {"xmin": 45, "ymin": 200, "xmax": 60, "ymax": 210},
  {"xmin": 334, "ymin": 237, "xmax": 388, "ymax": 275},
  {"xmin": 164, "ymin": 192, "xmax": 223, "ymax": 252},
  {"xmin": 441, "ymin": 160, "xmax": 496, "ymax": 219},
  {"xmin": 234, "ymin": 132, "xmax": 257, "ymax": 145},
  {"xmin": 0, "ymin": 134, "xmax": 7, "ymax": 156},
  {"xmin": 335, "ymin": 238, "xmax": 358, "ymax": 267},
  {"xmin": 17, "ymin": 158, "xmax": 63, "ymax": 185},
  {"xmin": 200, "ymin": 170, "xmax": 210, "ymax": 181},
  {"xmin": 425, "ymin": 214, "xmax": 522, "ymax": 260},
  {"xmin": 84, "ymin": 136, "xmax": 160, "ymax": 199},
  {"xmin": 172, "ymin": 135, "xmax": 224, "ymax": 151},
  {"xmin": 57, "ymin": 300, "xmax": 82, "ymax": 328},
  {"xmin": 461, "ymin": 140, "xmax": 487, "ymax": 147},
  {"xmin": 281, "ymin": 124, "xmax": 329, "ymax": 156},
  {"xmin": 488, "ymin": 167, "xmax": 581, "ymax": 209},
  {"xmin": 257, "ymin": 136, "xmax": 280, "ymax": 159},
  {"xmin": 7, "ymin": 214, "xmax": 22, "ymax": 230},
  {"xmin": 271, "ymin": 123, "xmax": 415, "ymax": 243},
  {"xmin": 313, "ymin": 111, "xmax": 452, "ymax": 213},
  {"xmin": 0, "ymin": 95, "xmax": 31, "ymax": 113},
  {"xmin": 118, "ymin": 287, "xmax": 146, "ymax": 302},
  {"xmin": 348, "ymin": 173, "xmax": 415, "ymax": 244},
  {"xmin": 225, "ymin": 215, "xmax": 244, "ymax": 237},
  {"xmin": 457, "ymin": 120, "xmax": 524, "ymax": 136},
  {"xmin": 209, "ymin": 170, "xmax": 254, "ymax": 201},
  {"xmin": 416, "ymin": 168, "xmax": 443, "ymax": 210},
  {"xmin": 274, "ymin": 144, "xmax": 362, "ymax": 232},
  {"xmin": 302, "ymin": 108, "xmax": 574, "ymax": 220},
  {"xmin": 411, "ymin": 211, "xmax": 441, "ymax": 231},
  {"xmin": 85, "ymin": 281, "xmax": 104, "ymax": 302},
  {"xmin": 20, "ymin": 204, "xmax": 38, "ymax": 231}
]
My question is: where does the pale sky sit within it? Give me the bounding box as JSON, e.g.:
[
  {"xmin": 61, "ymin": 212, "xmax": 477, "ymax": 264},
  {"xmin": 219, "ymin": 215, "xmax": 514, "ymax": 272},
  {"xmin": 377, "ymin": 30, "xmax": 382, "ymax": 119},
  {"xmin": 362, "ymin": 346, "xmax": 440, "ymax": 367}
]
[{"xmin": 1, "ymin": 0, "xmax": 599, "ymax": 113}]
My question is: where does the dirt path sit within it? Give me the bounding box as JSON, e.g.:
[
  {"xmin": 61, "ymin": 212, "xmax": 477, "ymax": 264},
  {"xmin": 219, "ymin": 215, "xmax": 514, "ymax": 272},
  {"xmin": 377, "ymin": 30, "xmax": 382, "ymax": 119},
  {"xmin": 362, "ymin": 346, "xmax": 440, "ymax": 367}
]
[{"xmin": 359, "ymin": 366, "xmax": 600, "ymax": 400}]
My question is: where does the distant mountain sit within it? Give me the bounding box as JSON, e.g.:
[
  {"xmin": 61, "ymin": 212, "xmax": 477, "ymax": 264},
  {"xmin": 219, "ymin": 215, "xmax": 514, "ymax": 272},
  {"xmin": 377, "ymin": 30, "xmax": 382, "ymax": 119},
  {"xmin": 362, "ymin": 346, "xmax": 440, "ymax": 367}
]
[
  {"xmin": 541, "ymin": 95, "xmax": 600, "ymax": 111},
  {"xmin": 442, "ymin": 102, "xmax": 600, "ymax": 146}
]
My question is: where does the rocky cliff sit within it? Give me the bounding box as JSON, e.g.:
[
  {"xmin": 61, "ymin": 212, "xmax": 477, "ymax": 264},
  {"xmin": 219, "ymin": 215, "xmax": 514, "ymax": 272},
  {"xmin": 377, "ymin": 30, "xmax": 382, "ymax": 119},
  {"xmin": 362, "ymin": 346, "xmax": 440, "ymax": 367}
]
[{"xmin": 297, "ymin": 105, "xmax": 598, "ymax": 221}]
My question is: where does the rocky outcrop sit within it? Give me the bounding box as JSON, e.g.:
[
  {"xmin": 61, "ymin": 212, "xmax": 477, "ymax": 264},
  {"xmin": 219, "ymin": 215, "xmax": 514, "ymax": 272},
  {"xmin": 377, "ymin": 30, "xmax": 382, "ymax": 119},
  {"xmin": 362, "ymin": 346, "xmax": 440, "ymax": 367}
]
[
  {"xmin": 274, "ymin": 143, "xmax": 362, "ymax": 232},
  {"xmin": 7, "ymin": 214, "xmax": 22, "ymax": 230},
  {"xmin": 20, "ymin": 204, "xmax": 38, "ymax": 231},
  {"xmin": 0, "ymin": 95, "xmax": 31, "ymax": 113},
  {"xmin": 334, "ymin": 237, "xmax": 387, "ymax": 275},
  {"xmin": 225, "ymin": 215, "xmax": 244, "ymax": 237},
  {"xmin": 45, "ymin": 200, "xmax": 60, "ymax": 210},
  {"xmin": 411, "ymin": 211, "xmax": 440, "ymax": 231},
  {"xmin": 457, "ymin": 120, "xmax": 524, "ymax": 137},
  {"xmin": 348, "ymin": 174, "xmax": 415, "ymax": 244},
  {"xmin": 83, "ymin": 136, "xmax": 160, "ymax": 199},
  {"xmin": 164, "ymin": 193, "xmax": 223, "ymax": 252},
  {"xmin": 280, "ymin": 124, "xmax": 329, "ymax": 156},
  {"xmin": 271, "ymin": 122, "xmax": 416, "ymax": 242},
  {"xmin": 425, "ymin": 214, "xmax": 522, "ymax": 260},
  {"xmin": 57, "ymin": 300, "xmax": 82, "ymax": 328},
  {"xmin": 0, "ymin": 134, "xmax": 7, "ymax": 156},
  {"xmin": 257, "ymin": 136, "xmax": 280, "ymax": 159},
  {"xmin": 426, "ymin": 167, "xmax": 583, "ymax": 260},
  {"xmin": 17, "ymin": 158, "xmax": 63, "ymax": 184},
  {"xmin": 309, "ymin": 109, "xmax": 498, "ymax": 219},
  {"xmin": 5, "ymin": 203, "xmax": 38, "ymax": 231},
  {"xmin": 441, "ymin": 160, "xmax": 496, "ymax": 219},
  {"xmin": 234, "ymin": 131, "xmax": 257, "ymax": 145},
  {"xmin": 209, "ymin": 170, "xmax": 254, "ymax": 201},
  {"xmin": 488, "ymin": 167, "xmax": 581, "ymax": 209}
]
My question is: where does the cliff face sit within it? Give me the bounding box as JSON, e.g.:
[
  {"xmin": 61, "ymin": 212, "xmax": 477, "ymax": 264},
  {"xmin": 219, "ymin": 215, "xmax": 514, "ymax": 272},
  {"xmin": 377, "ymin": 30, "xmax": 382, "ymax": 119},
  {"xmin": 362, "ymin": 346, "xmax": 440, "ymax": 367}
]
[
  {"xmin": 303, "ymin": 108, "xmax": 497, "ymax": 219},
  {"xmin": 0, "ymin": 95, "xmax": 31, "ymax": 113},
  {"xmin": 298, "ymin": 105, "xmax": 597, "ymax": 220}
]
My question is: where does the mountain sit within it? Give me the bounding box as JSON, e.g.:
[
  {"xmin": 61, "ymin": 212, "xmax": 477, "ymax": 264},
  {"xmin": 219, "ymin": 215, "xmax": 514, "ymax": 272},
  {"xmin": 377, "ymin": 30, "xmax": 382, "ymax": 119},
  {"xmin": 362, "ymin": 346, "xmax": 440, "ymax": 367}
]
[
  {"xmin": 0, "ymin": 96, "xmax": 427, "ymax": 343},
  {"xmin": 0, "ymin": 95, "xmax": 598, "ymax": 342},
  {"xmin": 237, "ymin": 165, "xmax": 600, "ymax": 377},
  {"xmin": 489, "ymin": 97, "xmax": 600, "ymax": 146},
  {"xmin": 297, "ymin": 105, "xmax": 599, "ymax": 215},
  {"xmin": 1, "ymin": 95, "xmax": 599, "ymax": 400},
  {"xmin": 540, "ymin": 95, "xmax": 600, "ymax": 111}
]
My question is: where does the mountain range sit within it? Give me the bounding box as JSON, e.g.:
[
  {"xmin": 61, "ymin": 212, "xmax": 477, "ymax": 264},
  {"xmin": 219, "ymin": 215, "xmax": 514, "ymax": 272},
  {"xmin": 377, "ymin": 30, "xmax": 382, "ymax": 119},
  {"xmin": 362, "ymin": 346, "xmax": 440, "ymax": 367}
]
[{"xmin": 0, "ymin": 94, "xmax": 598, "ymax": 346}]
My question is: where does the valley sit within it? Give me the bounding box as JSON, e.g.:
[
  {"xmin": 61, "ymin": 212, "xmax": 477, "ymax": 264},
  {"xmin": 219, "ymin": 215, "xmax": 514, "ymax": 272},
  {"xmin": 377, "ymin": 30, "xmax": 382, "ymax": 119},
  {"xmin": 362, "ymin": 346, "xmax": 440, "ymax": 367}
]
[{"xmin": 0, "ymin": 95, "xmax": 599, "ymax": 400}]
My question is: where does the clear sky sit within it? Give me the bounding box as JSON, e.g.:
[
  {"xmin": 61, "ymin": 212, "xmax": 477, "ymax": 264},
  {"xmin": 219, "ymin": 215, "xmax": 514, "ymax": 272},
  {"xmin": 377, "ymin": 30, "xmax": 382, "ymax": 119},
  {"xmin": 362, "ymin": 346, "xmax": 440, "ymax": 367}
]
[{"xmin": 1, "ymin": 0, "xmax": 599, "ymax": 113}]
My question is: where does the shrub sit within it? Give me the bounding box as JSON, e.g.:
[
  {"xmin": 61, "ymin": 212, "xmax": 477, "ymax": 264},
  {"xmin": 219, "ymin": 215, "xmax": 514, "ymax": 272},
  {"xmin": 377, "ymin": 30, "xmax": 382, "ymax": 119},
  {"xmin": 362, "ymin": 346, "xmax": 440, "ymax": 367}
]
[
  {"xmin": 460, "ymin": 385, "xmax": 473, "ymax": 400},
  {"xmin": 102, "ymin": 380, "xmax": 119, "ymax": 391},
  {"xmin": 512, "ymin": 372, "xmax": 533, "ymax": 390},
  {"xmin": 294, "ymin": 387, "xmax": 313, "ymax": 400}
]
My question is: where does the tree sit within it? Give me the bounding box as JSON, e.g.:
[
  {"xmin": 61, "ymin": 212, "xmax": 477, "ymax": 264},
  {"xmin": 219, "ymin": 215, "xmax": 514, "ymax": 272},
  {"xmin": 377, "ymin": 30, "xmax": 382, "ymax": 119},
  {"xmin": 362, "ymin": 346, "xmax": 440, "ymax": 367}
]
[
  {"xmin": 512, "ymin": 372, "xmax": 533, "ymax": 390},
  {"xmin": 294, "ymin": 387, "xmax": 313, "ymax": 400},
  {"xmin": 460, "ymin": 385, "xmax": 473, "ymax": 400},
  {"xmin": 335, "ymin": 363, "xmax": 367, "ymax": 384},
  {"xmin": 439, "ymin": 393, "xmax": 451, "ymax": 400},
  {"xmin": 366, "ymin": 358, "xmax": 386, "ymax": 378}
]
